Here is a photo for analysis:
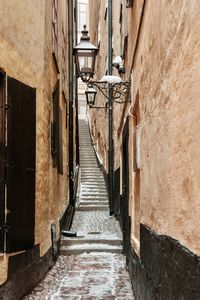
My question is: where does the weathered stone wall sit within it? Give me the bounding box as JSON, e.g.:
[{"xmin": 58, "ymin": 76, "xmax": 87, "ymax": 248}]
[
  {"xmin": 89, "ymin": 0, "xmax": 200, "ymax": 257},
  {"xmin": 0, "ymin": 0, "xmax": 69, "ymax": 285},
  {"xmin": 130, "ymin": 0, "xmax": 200, "ymax": 256}
]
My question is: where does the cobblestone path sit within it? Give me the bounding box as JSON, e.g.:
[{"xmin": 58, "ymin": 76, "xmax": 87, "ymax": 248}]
[
  {"xmin": 23, "ymin": 253, "xmax": 134, "ymax": 299},
  {"xmin": 23, "ymin": 119, "xmax": 134, "ymax": 299}
]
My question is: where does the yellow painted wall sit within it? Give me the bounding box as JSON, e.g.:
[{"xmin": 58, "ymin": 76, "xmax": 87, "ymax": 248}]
[
  {"xmin": 89, "ymin": 0, "xmax": 200, "ymax": 256},
  {"xmin": 0, "ymin": 0, "xmax": 69, "ymax": 284}
]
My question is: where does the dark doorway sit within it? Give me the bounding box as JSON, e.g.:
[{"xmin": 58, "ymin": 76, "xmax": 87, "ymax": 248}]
[
  {"xmin": 121, "ymin": 117, "xmax": 130, "ymax": 254},
  {"xmin": 6, "ymin": 77, "xmax": 36, "ymax": 252},
  {"xmin": 0, "ymin": 72, "xmax": 5, "ymax": 252}
]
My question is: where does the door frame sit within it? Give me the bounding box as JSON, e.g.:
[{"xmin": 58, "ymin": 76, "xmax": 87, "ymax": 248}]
[
  {"xmin": 0, "ymin": 70, "xmax": 6, "ymax": 253},
  {"xmin": 121, "ymin": 116, "xmax": 130, "ymax": 254}
]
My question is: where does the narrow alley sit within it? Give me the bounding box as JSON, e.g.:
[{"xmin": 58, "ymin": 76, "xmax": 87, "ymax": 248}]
[
  {"xmin": 23, "ymin": 119, "xmax": 134, "ymax": 299},
  {"xmin": 1, "ymin": 1, "xmax": 200, "ymax": 299}
]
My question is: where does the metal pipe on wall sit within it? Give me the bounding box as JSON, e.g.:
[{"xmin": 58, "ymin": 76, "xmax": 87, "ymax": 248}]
[
  {"xmin": 108, "ymin": 0, "xmax": 114, "ymax": 215},
  {"xmin": 68, "ymin": 0, "xmax": 74, "ymax": 205},
  {"xmin": 75, "ymin": 0, "xmax": 79, "ymax": 166}
]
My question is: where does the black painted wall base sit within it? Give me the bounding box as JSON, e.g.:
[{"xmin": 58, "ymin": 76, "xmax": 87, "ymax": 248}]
[
  {"xmin": 0, "ymin": 245, "xmax": 55, "ymax": 300},
  {"xmin": 127, "ymin": 224, "xmax": 200, "ymax": 300}
]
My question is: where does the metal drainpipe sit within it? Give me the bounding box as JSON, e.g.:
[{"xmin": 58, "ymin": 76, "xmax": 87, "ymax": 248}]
[
  {"xmin": 75, "ymin": 0, "xmax": 79, "ymax": 166},
  {"xmin": 68, "ymin": 0, "xmax": 74, "ymax": 205},
  {"xmin": 108, "ymin": 0, "xmax": 114, "ymax": 215}
]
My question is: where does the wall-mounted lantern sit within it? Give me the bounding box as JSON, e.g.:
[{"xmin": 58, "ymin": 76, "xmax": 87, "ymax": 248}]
[
  {"xmin": 85, "ymin": 85, "xmax": 97, "ymax": 107},
  {"xmin": 73, "ymin": 25, "xmax": 98, "ymax": 83}
]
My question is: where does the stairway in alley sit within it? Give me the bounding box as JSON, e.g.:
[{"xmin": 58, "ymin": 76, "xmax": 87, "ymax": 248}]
[
  {"xmin": 60, "ymin": 119, "xmax": 123, "ymax": 255},
  {"xmin": 78, "ymin": 119, "xmax": 109, "ymax": 211},
  {"xmin": 24, "ymin": 118, "xmax": 134, "ymax": 299}
]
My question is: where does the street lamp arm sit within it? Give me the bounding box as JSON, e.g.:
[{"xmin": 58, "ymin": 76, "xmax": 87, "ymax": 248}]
[{"xmin": 89, "ymin": 80, "xmax": 131, "ymax": 103}]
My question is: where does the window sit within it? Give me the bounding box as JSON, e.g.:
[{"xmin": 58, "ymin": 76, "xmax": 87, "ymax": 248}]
[
  {"xmin": 52, "ymin": 0, "xmax": 59, "ymax": 70},
  {"xmin": 104, "ymin": 0, "xmax": 108, "ymax": 20},
  {"xmin": 126, "ymin": 0, "xmax": 133, "ymax": 8},
  {"xmin": 61, "ymin": 23, "xmax": 67, "ymax": 99},
  {"xmin": 98, "ymin": 21, "xmax": 101, "ymax": 47},
  {"xmin": 52, "ymin": 80, "xmax": 63, "ymax": 174},
  {"xmin": 119, "ymin": 3, "xmax": 123, "ymax": 24},
  {"xmin": 78, "ymin": 2, "xmax": 87, "ymax": 31}
]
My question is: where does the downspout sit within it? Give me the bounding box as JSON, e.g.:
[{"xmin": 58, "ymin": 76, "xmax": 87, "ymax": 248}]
[
  {"xmin": 75, "ymin": 0, "xmax": 79, "ymax": 165},
  {"xmin": 108, "ymin": 0, "xmax": 114, "ymax": 215},
  {"xmin": 68, "ymin": 0, "xmax": 74, "ymax": 205}
]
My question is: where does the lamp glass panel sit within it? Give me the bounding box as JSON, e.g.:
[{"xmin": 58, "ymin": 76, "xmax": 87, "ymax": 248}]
[
  {"xmin": 78, "ymin": 50, "xmax": 94, "ymax": 74},
  {"xmin": 88, "ymin": 93, "xmax": 95, "ymax": 105}
]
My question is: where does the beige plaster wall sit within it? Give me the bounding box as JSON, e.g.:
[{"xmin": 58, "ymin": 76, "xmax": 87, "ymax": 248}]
[
  {"xmin": 0, "ymin": 0, "xmax": 69, "ymax": 284},
  {"xmin": 130, "ymin": 0, "xmax": 200, "ymax": 255},
  {"xmin": 89, "ymin": 0, "xmax": 200, "ymax": 257}
]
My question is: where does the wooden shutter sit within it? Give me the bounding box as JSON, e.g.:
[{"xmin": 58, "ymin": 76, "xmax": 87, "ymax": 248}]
[
  {"xmin": 58, "ymin": 107, "xmax": 63, "ymax": 174},
  {"xmin": 0, "ymin": 72, "xmax": 5, "ymax": 252},
  {"xmin": 52, "ymin": 81, "xmax": 59, "ymax": 167},
  {"xmin": 6, "ymin": 77, "xmax": 36, "ymax": 252},
  {"xmin": 52, "ymin": 80, "xmax": 63, "ymax": 174}
]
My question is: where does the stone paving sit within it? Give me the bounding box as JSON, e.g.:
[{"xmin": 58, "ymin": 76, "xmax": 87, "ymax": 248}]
[
  {"xmin": 23, "ymin": 119, "xmax": 134, "ymax": 299},
  {"xmin": 23, "ymin": 253, "xmax": 134, "ymax": 300},
  {"xmin": 71, "ymin": 211, "xmax": 122, "ymax": 240}
]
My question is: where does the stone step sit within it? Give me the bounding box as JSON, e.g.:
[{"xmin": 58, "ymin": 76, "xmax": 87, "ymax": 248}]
[
  {"xmin": 80, "ymin": 147, "xmax": 94, "ymax": 149},
  {"xmin": 80, "ymin": 159, "xmax": 97, "ymax": 162},
  {"xmin": 81, "ymin": 175, "xmax": 103, "ymax": 178},
  {"xmin": 80, "ymin": 201, "xmax": 108, "ymax": 206},
  {"xmin": 77, "ymin": 205, "xmax": 109, "ymax": 211},
  {"xmin": 81, "ymin": 167, "xmax": 101, "ymax": 170},
  {"xmin": 81, "ymin": 184, "xmax": 106, "ymax": 187},
  {"xmin": 60, "ymin": 244, "xmax": 122, "ymax": 255},
  {"xmin": 81, "ymin": 170, "xmax": 100, "ymax": 173},
  {"xmin": 81, "ymin": 175, "xmax": 104, "ymax": 178},
  {"xmin": 81, "ymin": 175, "xmax": 103, "ymax": 179},
  {"xmin": 80, "ymin": 162, "xmax": 97, "ymax": 164},
  {"xmin": 80, "ymin": 150, "xmax": 94, "ymax": 152},
  {"xmin": 81, "ymin": 186, "xmax": 106, "ymax": 191},
  {"xmin": 80, "ymin": 156, "xmax": 96, "ymax": 158},
  {"xmin": 81, "ymin": 177, "xmax": 105, "ymax": 184},
  {"xmin": 61, "ymin": 238, "xmax": 122, "ymax": 247},
  {"xmin": 81, "ymin": 193, "xmax": 107, "ymax": 197},
  {"xmin": 80, "ymin": 162, "xmax": 97, "ymax": 166},
  {"xmin": 80, "ymin": 158, "xmax": 96, "ymax": 160},
  {"xmin": 81, "ymin": 170, "xmax": 101, "ymax": 173},
  {"xmin": 81, "ymin": 188, "xmax": 107, "ymax": 191},
  {"xmin": 81, "ymin": 190, "xmax": 107, "ymax": 194},
  {"xmin": 81, "ymin": 180, "xmax": 105, "ymax": 184},
  {"xmin": 80, "ymin": 198, "xmax": 108, "ymax": 202},
  {"xmin": 80, "ymin": 163, "xmax": 99, "ymax": 166},
  {"xmin": 80, "ymin": 156, "xmax": 95, "ymax": 158},
  {"xmin": 81, "ymin": 194, "xmax": 107, "ymax": 198}
]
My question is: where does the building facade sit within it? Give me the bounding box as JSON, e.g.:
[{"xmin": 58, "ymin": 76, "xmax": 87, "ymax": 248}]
[
  {"xmin": 89, "ymin": 0, "xmax": 200, "ymax": 298},
  {"xmin": 0, "ymin": 1, "xmax": 78, "ymax": 298}
]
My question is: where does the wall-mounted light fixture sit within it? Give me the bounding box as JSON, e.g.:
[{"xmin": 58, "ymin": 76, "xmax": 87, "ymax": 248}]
[
  {"xmin": 73, "ymin": 24, "xmax": 131, "ymax": 215},
  {"xmin": 85, "ymin": 84, "xmax": 97, "ymax": 107},
  {"xmin": 112, "ymin": 56, "xmax": 125, "ymax": 74},
  {"xmin": 73, "ymin": 25, "xmax": 98, "ymax": 83},
  {"xmin": 73, "ymin": 26, "xmax": 130, "ymax": 107}
]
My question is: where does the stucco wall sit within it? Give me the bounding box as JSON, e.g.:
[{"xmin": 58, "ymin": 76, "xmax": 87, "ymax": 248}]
[
  {"xmin": 129, "ymin": 0, "xmax": 200, "ymax": 255},
  {"xmin": 0, "ymin": 0, "xmax": 69, "ymax": 284},
  {"xmin": 89, "ymin": 0, "xmax": 200, "ymax": 257}
]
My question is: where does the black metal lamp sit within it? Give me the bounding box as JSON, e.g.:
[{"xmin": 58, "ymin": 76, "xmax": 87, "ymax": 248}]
[
  {"xmin": 73, "ymin": 25, "xmax": 98, "ymax": 82},
  {"xmin": 85, "ymin": 85, "xmax": 97, "ymax": 107}
]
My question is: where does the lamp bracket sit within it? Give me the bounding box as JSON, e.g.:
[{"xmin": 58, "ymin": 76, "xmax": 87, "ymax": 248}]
[{"xmin": 88, "ymin": 80, "xmax": 131, "ymax": 104}]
